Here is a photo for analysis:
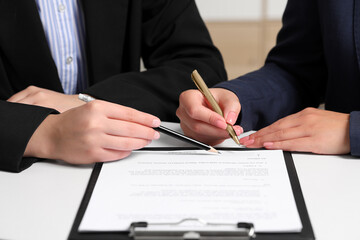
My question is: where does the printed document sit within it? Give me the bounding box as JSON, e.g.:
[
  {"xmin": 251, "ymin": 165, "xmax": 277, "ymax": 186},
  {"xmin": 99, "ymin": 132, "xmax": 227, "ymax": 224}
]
[{"xmin": 79, "ymin": 150, "xmax": 302, "ymax": 232}]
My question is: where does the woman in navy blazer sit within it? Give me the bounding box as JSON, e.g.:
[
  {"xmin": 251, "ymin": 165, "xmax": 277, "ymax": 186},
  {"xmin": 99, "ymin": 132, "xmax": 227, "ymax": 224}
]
[{"xmin": 177, "ymin": 0, "xmax": 360, "ymax": 156}]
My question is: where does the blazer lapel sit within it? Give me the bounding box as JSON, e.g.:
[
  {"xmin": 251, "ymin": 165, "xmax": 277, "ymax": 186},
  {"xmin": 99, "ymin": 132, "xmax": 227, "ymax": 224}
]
[
  {"xmin": 353, "ymin": 0, "xmax": 360, "ymax": 72},
  {"xmin": 81, "ymin": 0, "xmax": 129, "ymax": 85},
  {"xmin": 0, "ymin": 0, "xmax": 63, "ymax": 92}
]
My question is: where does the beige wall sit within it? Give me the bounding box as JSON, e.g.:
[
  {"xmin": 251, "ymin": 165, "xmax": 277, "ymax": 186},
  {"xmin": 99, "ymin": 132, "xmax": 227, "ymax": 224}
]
[
  {"xmin": 195, "ymin": 0, "xmax": 286, "ymax": 79},
  {"xmin": 206, "ymin": 20, "xmax": 282, "ymax": 80},
  {"xmin": 195, "ymin": 0, "xmax": 287, "ymax": 21}
]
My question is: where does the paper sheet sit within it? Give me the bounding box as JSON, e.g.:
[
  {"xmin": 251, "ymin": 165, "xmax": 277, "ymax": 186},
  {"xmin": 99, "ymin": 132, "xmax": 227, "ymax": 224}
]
[{"xmin": 79, "ymin": 150, "xmax": 302, "ymax": 232}]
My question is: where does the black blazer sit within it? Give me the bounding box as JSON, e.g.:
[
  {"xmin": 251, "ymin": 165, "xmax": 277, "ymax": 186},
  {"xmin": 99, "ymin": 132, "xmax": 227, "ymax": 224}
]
[{"xmin": 0, "ymin": 0, "xmax": 226, "ymax": 172}]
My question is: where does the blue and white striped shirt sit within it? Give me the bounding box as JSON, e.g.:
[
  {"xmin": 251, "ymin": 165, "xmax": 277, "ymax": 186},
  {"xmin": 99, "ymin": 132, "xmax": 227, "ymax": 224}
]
[{"xmin": 36, "ymin": 0, "xmax": 87, "ymax": 94}]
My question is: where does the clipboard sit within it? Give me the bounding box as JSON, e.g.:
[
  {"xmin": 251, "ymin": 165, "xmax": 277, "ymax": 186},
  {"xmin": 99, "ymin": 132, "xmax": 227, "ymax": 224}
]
[{"xmin": 68, "ymin": 149, "xmax": 315, "ymax": 240}]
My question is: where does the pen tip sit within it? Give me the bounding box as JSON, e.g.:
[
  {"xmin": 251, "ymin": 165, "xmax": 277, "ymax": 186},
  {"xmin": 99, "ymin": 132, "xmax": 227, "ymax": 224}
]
[
  {"xmin": 208, "ymin": 146, "xmax": 220, "ymax": 154},
  {"xmin": 233, "ymin": 136, "xmax": 241, "ymax": 145}
]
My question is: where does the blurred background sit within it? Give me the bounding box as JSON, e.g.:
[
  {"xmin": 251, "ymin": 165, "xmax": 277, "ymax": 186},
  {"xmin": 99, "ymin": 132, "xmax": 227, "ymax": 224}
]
[{"xmin": 195, "ymin": 0, "xmax": 287, "ymax": 79}]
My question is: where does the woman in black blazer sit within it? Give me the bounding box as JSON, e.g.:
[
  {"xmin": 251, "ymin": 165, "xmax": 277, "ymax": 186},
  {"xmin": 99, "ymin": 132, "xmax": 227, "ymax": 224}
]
[{"xmin": 0, "ymin": 0, "xmax": 226, "ymax": 172}]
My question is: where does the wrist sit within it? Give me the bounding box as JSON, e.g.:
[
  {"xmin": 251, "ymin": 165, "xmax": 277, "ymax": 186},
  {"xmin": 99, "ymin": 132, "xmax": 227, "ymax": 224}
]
[
  {"xmin": 24, "ymin": 114, "xmax": 58, "ymax": 159},
  {"xmin": 70, "ymin": 94, "xmax": 87, "ymax": 109}
]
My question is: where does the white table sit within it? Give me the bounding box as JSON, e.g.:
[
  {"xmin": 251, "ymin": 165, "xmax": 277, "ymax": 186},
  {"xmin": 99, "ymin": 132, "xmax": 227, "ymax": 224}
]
[{"xmin": 1, "ymin": 131, "xmax": 360, "ymax": 240}]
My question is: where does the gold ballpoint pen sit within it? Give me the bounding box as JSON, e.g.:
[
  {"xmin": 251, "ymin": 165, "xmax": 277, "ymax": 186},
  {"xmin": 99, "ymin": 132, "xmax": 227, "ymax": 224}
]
[{"xmin": 191, "ymin": 70, "xmax": 240, "ymax": 145}]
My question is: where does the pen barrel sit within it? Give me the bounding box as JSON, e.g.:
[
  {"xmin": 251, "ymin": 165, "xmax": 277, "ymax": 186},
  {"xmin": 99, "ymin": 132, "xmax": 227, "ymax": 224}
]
[
  {"xmin": 191, "ymin": 70, "xmax": 224, "ymax": 117},
  {"xmin": 226, "ymin": 124, "xmax": 240, "ymax": 144},
  {"xmin": 205, "ymin": 97, "xmax": 224, "ymax": 117},
  {"xmin": 192, "ymin": 70, "xmax": 240, "ymax": 145}
]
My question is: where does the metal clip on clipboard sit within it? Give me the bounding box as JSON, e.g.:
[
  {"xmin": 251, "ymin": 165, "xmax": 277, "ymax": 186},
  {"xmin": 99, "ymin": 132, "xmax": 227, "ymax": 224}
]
[{"xmin": 129, "ymin": 218, "xmax": 256, "ymax": 240}]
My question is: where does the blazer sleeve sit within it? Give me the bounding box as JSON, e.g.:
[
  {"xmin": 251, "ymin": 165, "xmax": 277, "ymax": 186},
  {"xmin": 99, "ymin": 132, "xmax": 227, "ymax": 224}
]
[
  {"xmin": 215, "ymin": 0, "xmax": 327, "ymax": 131},
  {"xmin": 350, "ymin": 112, "xmax": 360, "ymax": 156},
  {"xmin": 83, "ymin": 0, "xmax": 227, "ymax": 122},
  {"xmin": 0, "ymin": 101, "xmax": 57, "ymax": 172}
]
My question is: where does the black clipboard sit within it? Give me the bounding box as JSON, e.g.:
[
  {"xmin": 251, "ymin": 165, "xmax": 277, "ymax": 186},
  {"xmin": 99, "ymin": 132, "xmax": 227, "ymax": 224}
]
[{"xmin": 68, "ymin": 149, "xmax": 315, "ymax": 240}]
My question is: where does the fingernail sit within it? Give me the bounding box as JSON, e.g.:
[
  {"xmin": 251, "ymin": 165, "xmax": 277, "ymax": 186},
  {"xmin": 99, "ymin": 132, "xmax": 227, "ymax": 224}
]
[
  {"xmin": 263, "ymin": 142, "xmax": 274, "ymax": 148},
  {"xmin": 215, "ymin": 119, "xmax": 227, "ymax": 129},
  {"xmin": 154, "ymin": 131, "xmax": 160, "ymax": 140},
  {"xmin": 239, "ymin": 135, "xmax": 249, "ymax": 144},
  {"xmin": 226, "ymin": 111, "xmax": 237, "ymax": 125},
  {"xmin": 243, "ymin": 139, "xmax": 255, "ymax": 146},
  {"xmin": 234, "ymin": 126, "xmax": 243, "ymax": 136},
  {"xmin": 152, "ymin": 119, "xmax": 161, "ymax": 127}
]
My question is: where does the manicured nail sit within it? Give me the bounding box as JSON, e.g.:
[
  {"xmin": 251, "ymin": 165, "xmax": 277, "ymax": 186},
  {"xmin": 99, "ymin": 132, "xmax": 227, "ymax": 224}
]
[
  {"xmin": 234, "ymin": 126, "xmax": 243, "ymax": 136},
  {"xmin": 152, "ymin": 119, "xmax": 161, "ymax": 127},
  {"xmin": 263, "ymin": 142, "xmax": 274, "ymax": 148},
  {"xmin": 243, "ymin": 139, "xmax": 255, "ymax": 146},
  {"xmin": 154, "ymin": 131, "xmax": 160, "ymax": 140},
  {"xmin": 226, "ymin": 111, "xmax": 237, "ymax": 125},
  {"xmin": 239, "ymin": 135, "xmax": 249, "ymax": 144},
  {"xmin": 215, "ymin": 119, "xmax": 227, "ymax": 129}
]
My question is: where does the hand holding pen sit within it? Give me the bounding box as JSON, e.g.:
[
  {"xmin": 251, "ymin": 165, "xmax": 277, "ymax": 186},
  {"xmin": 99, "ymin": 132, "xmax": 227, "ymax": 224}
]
[
  {"xmin": 79, "ymin": 94, "xmax": 220, "ymax": 154},
  {"xmin": 176, "ymin": 70, "xmax": 243, "ymax": 146}
]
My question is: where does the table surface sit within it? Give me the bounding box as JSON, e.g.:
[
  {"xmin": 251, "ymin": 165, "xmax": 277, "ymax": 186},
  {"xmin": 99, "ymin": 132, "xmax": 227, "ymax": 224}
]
[{"xmin": 1, "ymin": 126, "xmax": 360, "ymax": 240}]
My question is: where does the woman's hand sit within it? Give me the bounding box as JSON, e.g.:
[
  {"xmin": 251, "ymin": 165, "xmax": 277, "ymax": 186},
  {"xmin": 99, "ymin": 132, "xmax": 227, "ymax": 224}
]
[
  {"xmin": 240, "ymin": 107, "xmax": 350, "ymax": 155},
  {"xmin": 24, "ymin": 100, "xmax": 162, "ymax": 164},
  {"xmin": 176, "ymin": 88, "xmax": 243, "ymax": 145}
]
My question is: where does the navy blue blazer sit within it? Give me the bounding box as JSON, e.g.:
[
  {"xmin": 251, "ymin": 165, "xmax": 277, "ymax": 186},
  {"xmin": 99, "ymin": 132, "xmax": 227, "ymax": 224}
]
[{"xmin": 216, "ymin": 0, "xmax": 360, "ymax": 156}]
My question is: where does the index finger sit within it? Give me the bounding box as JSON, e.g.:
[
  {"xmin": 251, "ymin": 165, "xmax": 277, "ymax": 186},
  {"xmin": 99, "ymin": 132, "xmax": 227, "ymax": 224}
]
[
  {"xmin": 179, "ymin": 90, "xmax": 227, "ymax": 129},
  {"xmin": 251, "ymin": 111, "xmax": 302, "ymax": 138},
  {"xmin": 88, "ymin": 100, "xmax": 161, "ymax": 128}
]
